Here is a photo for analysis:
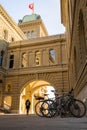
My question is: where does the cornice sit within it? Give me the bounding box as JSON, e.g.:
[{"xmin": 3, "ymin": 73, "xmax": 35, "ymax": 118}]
[
  {"xmin": 8, "ymin": 34, "xmax": 66, "ymax": 49},
  {"xmin": 0, "ymin": 4, "xmax": 26, "ymax": 39},
  {"xmin": 6, "ymin": 64, "xmax": 68, "ymax": 76},
  {"xmin": 18, "ymin": 19, "xmax": 42, "ymax": 27}
]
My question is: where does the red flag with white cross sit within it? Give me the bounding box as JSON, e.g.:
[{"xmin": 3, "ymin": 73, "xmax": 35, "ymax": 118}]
[{"xmin": 29, "ymin": 3, "xmax": 34, "ymax": 13}]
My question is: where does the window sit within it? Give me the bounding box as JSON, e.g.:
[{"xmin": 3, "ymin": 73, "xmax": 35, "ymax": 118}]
[
  {"xmin": 31, "ymin": 31, "xmax": 34, "ymax": 38},
  {"xmin": 3, "ymin": 30, "xmax": 8, "ymax": 40},
  {"xmin": 6, "ymin": 84, "xmax": 12, "ymax": 92},
  {"xmin": 49, "ymin": 49, "xmax": 55, "ymax": 64},
  {"xmin": 21, "ymin": 52, "xmax": 27, "ymax": 67},
  {"xmin": 11, "ymin": 37, "xmax": 14, "ymax": 42},
  {"xmin": 24, "ymin": 31, "xmax": 34, "ymax": 39},
  {"xmin": 36, "ymin": 58, "xmax": 39, "ymax": 65},
  {"xmin": 0, "ymin": 50, "xmax": 4, "ymax": 66},
  {"xmin": 9, "ymin": 54, "xmax": 14, "ymax": 68},
  {"xmin": 27, "ymin": 31, "xmax": 31, "ymax": 39},
  {"xmin": 24, "ymin": 32, "xmax": 28, "ymax": 38},
  {"xmin": 4, "ymin": 96, "xmax": 12, "ymax": 110},
  {"xmin": 35, "ymin": 51, "xmax": 41, "ymax": 66}
]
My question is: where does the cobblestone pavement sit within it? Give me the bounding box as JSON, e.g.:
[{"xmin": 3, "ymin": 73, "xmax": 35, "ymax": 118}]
[{"xmin": 0, "ymin": 114, "xmax": 87, "ymax": 130}]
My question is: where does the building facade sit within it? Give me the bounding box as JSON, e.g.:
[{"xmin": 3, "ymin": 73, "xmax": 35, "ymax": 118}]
[
  {"xmin": 0, "ymin": 4, "xmax": 69, "ymax": 113},
  {"xmin": 60, "ymin": 0, "xmax": 87, "ymax": 102}
]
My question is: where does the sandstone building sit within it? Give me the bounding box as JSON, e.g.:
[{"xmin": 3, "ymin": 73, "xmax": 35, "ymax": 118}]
[
  {"xmin": 1, "ymin": 0, "xmax": 87, "ymax": 114},
  {"xmin": 0, "ymin": 5, "xmax": 68, "ymax": 113},
  {"xmin": 60, "ymin": 0, "xmax": 87, "ymax": 103}
]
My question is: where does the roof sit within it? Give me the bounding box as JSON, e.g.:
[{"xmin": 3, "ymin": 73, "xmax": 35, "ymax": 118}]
[{"xmin": 19, "ymin": 14, "xmax": 41, "ymax": 23}]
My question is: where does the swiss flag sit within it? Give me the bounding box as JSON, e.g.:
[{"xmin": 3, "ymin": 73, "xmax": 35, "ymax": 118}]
[{"xmin": 29, "ymin": 3, "xmax": 34, "ymax": 10}]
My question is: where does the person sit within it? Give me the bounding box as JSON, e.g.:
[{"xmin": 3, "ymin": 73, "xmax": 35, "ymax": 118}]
[{"xmin": 25, "ymin": 99, "xmax": 31, "ymax": 115}]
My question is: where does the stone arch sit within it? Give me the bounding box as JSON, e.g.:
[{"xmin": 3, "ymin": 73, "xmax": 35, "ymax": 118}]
[
  {"xmin": 19, "ymin": 79, "xmax": 55, "ymax": 114},
  {"xmin": 4, "ymin": 96, "xmax": 12, "ymax": 110},
  {"xmin": 20, "ymin": 79, "xmax": 52, "ymax": 93},
  {"xmin": 19, "ymin": 73, "xmax": 56, "ymax": 93},
  {"xmin": 18, "ymin": 71, "xmax": 67, "ymax": 96}
]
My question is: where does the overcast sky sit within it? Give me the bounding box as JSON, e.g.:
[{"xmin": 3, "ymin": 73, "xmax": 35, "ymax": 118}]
[{"xmin": 0, "ymin": 0, "xmax": 65, "ymax": 35}]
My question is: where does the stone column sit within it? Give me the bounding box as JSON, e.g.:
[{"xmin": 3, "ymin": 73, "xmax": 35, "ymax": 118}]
[
  {"xmin": 31, "ymin": 94, "xmax": 34, "ymax": 114},
  {"xmin": 6, "ymin": 51, "xmax": 10, "ymax": 69},
  {"xmin": 25, "ymin": 51, "xmax": 28, "ymax": 67},
  {"xmin": 28, "ymin": 51, "xmax": 35, "ymax": 67},
  {"xmin": 54, "ymin": 46, "xmax": 59, "ymax": 64},
  {"xmin": 14, "ymin": 49, "xmax": 20, "ymax": 69},
  {"xmin": 42, "ymin": 49, "xmax": 49, "ymax": 66},
  {"xmin": 39, "ymin": 49, "xmax": 43, "ymax": 66}
]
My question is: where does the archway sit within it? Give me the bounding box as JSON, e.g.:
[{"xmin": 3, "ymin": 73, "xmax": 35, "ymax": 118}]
[
  {"xmin": 19, "ymin": 80, "xmax": 55, "ymax": 114},
  {"xmin": 4, "ymin": 96, "xmax": 12, "ymax": 110}
]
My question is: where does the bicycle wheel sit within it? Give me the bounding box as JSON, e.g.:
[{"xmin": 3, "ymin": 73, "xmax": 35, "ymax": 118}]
[
  {"xmin": 41, "ymin": 99, "xmax": 57, "ymax": 118},
  {"xmin": 69, "ymin": 99, "xmax": 86, "ymax": 118},
  {"xmin": 35, "ymin": 100, "xmax": 44, "ymax": 117}
]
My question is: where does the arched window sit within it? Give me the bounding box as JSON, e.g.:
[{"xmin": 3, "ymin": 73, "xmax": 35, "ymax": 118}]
[
  {"xmin": 3, "ymin": 30, "xmax": 8, "ymax": 40},
  {"xmin": 0, "ymin": 50, "xmax": 4, "ymax": 66},
  {"xmin": 21, "ymin": 52, "xmax": 27, "ymax": 67},
  {"xmin": 24, "ymin": 32, "xmax": 28, "ymax": 38},
  {"xmin": 49, "ymin": 49, "xmax": 55, "ymax": 64},
  {"xmin": 11, "ymin": 37, "xmax": 14, "ymax": 42},
  {"xmin": 9, "ymin": 54, "xmax": 14, "ymax": 68},
  {"xmin": 6, "ymin": 83, "xmax": 12, "ymax": 92},
  {"xmin": 4, "ymin": 96, "xmax": 12, "ymax": 110},
  {"xmin": 35, "ymin": 51, "xmax": 41, "ymax": 66},
  {"xmin": 27, "ymin": 31, "xmax": 31, "ymax": 39},
  {"xmin": 31, "ymin": 31, "xmax": 34, "ymax": 38}
]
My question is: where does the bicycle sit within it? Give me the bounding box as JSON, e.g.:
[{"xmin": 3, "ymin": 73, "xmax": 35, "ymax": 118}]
[
  {"xmin": 41, "ymin": 89, "xmax": 86, "ymax": 118},
  {"xmin": 34, "ymin": 94, "xmax": 55, "ymax": 117},
  {"xmin": 34, "ymin": 95, "xmax": 45, "ymax": 117}
]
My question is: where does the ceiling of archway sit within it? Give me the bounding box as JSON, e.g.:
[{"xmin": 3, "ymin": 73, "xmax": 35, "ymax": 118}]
[
  {"xmin": 29, "ymin": 80, "xmax": 51, "ymax": 90},
  {"xmin": 21, "ymin": 80, "xmax": 53, "ymax": 97}
]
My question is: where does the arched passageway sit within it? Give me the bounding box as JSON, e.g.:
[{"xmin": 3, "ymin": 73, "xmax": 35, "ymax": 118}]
[
  {"xmin": 4, "ymin": 96, "xmax": 12, "ymax": 110},
  {"xmin": 19, "ymin": 80, "xmax": 55, "ymax": 114}
]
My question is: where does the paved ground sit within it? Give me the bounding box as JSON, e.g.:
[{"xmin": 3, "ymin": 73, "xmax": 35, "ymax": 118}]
[{"xmin": 0, "ymin": 114, "xmax": 87, "ymax": 130}]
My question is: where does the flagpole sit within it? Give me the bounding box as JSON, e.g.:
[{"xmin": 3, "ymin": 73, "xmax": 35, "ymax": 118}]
[
  {"xmin": 32, "ymin": 3, "xmax": 34, "ymax": 14},
  {"xmin": 29, "ymin": 3, "xmax": 34, "ymax": 14},
  {"xmin": 33, "ymin": 0, "xmax": 34, "ymax": 14}
]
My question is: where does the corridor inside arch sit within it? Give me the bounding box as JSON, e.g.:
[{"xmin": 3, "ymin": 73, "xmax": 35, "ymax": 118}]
[{"xmin": 19, "ymin": 80, "xmax": 55, "ymax": 114}]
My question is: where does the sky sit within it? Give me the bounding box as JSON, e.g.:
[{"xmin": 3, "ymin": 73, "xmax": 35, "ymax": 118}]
[{"xmin": 0, "ymin": 0, "xmax": 65, "ymax": 35}]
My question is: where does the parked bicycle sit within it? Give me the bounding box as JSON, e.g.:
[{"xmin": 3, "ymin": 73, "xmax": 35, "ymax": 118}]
[
  {"xmin": 34, "ymin": 94, "xmax": 55, "ymax": 117},
  {"xmin": 34, "ymin": 95, "xmax": 44, "ymax": 117},
  {"xmin": 41, "ymin": 88, "xmax": 86, "ymax": 118}
]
